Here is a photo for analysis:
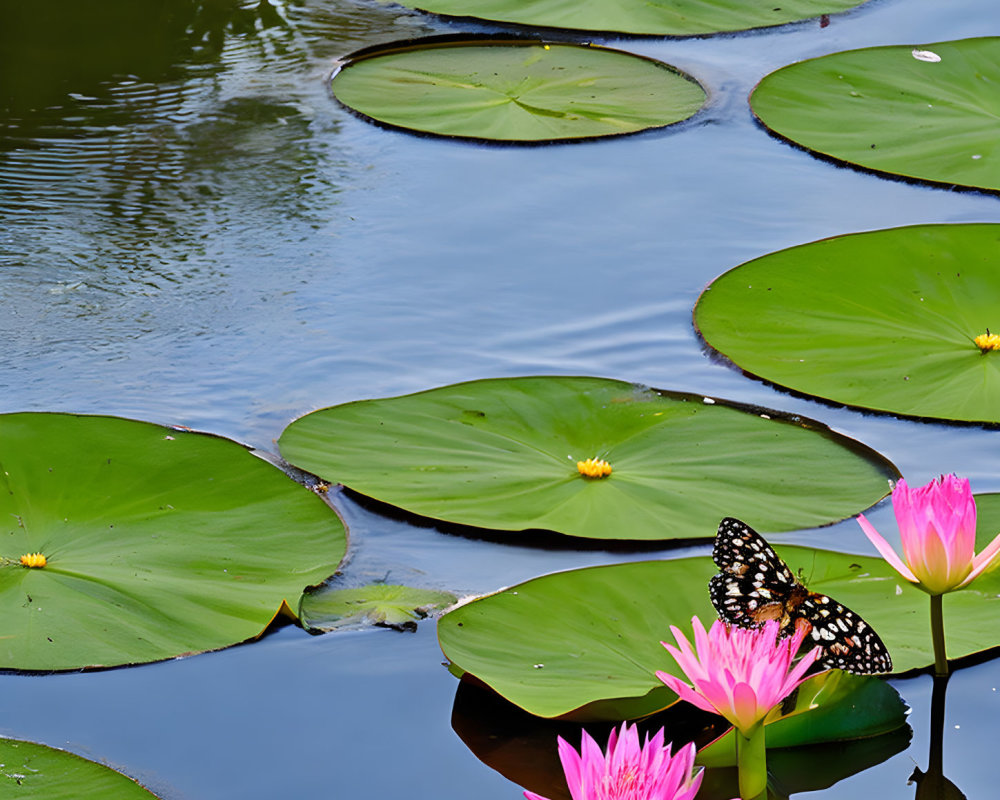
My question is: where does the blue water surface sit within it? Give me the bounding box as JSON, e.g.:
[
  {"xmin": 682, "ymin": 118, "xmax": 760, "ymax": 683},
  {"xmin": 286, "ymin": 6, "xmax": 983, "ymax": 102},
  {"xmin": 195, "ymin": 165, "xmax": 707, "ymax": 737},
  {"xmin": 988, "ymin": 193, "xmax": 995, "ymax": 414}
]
[{"xmin": 2, "ymin": 0, "xmax": 1000, "ymax": 797}]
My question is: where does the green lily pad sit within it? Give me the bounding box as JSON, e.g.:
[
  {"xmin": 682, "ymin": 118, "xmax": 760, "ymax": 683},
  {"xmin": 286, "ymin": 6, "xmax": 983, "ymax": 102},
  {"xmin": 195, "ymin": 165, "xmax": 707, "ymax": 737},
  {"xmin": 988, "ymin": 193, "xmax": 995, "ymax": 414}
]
[
  {"xmin": 278, "ymin": 377, "xmax": 897, "ymax": 541},
  {"xmin": 399, "ymin": 0, "xmax": 869, "ymax": 37},
  {"xmin": 0, "ymin": 412, "xmax": 346, "ymax": 671},
  {"xmin": 694, "ymin": 224, "xmax": 1000, "ymax": 424},
  {"xmin": 751, "ymin": 38, "xmax": 1000, "ymax": 193},
  {"xmin": 437, "ymin": 541, "xmax": 1000, "ymax": 719},
  {"xmin": 0, "ymin": 737, "xmax": 160, "ymax": 797},
  {"xmin": 300, "ymin": 583, "xmax": 457, "ymax": 631},
  {"xmin": 975, "ymin": 493, "xmax": 1000, "ymax": 547},
  {"xmin": 330, "ymin": 37, "xmax": 706, "ymax": 142}
]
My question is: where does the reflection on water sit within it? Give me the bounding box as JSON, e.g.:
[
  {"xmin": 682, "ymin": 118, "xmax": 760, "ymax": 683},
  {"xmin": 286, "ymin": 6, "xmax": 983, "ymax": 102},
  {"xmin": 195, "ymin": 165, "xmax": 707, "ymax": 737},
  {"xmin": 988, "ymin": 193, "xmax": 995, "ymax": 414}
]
[
  {"xmin": 3, "ymin": 0, "xmax": 1000, "ymax": 798},
  {"xmin": 0, "ymin": 0, "xmax": 425, "ymax": 327},
  {"xmin": 3, "ymin": 0, "xmax": 326, "ymax": 248},
  {"xmin": 909, "ymin": 674, "xmax": 967, "ymax": 800},
  {"xmin": 1, "ymin": 1, "xmax": 247, "ymax": 116},
  {"xmin": 0, "ymin": 0, "xmax": 437, "ymax": 393},
  {"xmin": 452, "ymin": 677, "xmax": 727, "ymax": 800},
  {"xmin": 454, "ymin": 675, "xmax": 912, "ymax": 800}
]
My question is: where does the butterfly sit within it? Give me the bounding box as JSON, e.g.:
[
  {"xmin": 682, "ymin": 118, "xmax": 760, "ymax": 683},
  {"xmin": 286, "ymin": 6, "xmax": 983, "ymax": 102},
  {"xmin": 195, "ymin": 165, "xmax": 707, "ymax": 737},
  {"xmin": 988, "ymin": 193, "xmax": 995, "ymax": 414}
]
[{"xmin": 709, "ymin": 517, "xmax": 892, "ymax": 675}]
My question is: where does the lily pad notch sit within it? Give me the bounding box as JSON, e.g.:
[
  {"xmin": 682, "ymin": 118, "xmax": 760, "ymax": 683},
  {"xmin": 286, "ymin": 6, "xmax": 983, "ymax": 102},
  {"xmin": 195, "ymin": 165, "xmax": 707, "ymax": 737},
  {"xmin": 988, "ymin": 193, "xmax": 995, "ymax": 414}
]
[
  {"xmin": 0, "ymin": 412, "xmax": 348, "ymax": 671},
  {"xmin": 329, "ymin": 35, "xmax": 707, "ymax": 143}
]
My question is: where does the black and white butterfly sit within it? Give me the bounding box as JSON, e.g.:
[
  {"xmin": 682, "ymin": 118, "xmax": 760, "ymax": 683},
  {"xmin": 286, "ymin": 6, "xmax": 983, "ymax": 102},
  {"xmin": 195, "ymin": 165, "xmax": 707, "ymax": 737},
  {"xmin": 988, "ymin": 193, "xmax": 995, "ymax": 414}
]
[{"xmin": 709, "ymin": 517, "xmax": 892, "ymax": 675}]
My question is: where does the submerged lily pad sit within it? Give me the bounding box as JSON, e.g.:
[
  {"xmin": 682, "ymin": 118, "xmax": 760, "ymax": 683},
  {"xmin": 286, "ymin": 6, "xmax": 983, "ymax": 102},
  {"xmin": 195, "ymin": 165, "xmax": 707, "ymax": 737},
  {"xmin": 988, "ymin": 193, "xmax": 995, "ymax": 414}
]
[
  {"xmin": 696, "ymin": 671, "xmax": 907, "ymax": 765},
  {"xmin": 698, "ymin": 728, "xmax": 911, "ymax": 798},
  {"xmin": 278, "ymin": 377, "xmax": 897, "ymax": 541},
  {"xmin": 330, "ymin": 37, "xmax": 706, "ymax": 142},
  {"xmin": 751, "ymin": 37, "xmax": 1000, "ymax": 192},
  {"xmin": 694, "ymin": 224, "xmax": 1000, "ymax": 424},
  {"xmin": 300, "ymin": 583, "xmax": 457, "ymax": 631},
  {"xmin": 452, "ymin": 674, "xmax": 906, "ymax": 800},
  {"xmin": 0, "ymin": 413, "xmax": 346, "ymax": 671},
  {"xmin": 0, "ymin": 738, "xmax": 160, "ymax": 797},
  {"xmin": 452, "ymin": 677, "xmax": 729, "ymax": 800},
  {"xmin": 437, "ymin": 542, "xmax": 1000, "ymax": 719},
  {"xmin": 400, "ymin": 0, "xmax": 869, "ymax": 36}
]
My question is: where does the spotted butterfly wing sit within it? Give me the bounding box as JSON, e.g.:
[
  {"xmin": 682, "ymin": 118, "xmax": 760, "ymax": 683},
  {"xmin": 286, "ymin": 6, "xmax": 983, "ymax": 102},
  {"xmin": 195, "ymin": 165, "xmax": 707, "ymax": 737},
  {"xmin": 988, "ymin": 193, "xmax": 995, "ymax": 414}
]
[{"xmin": 709, "ymin": 517, "xmax": 892, "ymax": 675}]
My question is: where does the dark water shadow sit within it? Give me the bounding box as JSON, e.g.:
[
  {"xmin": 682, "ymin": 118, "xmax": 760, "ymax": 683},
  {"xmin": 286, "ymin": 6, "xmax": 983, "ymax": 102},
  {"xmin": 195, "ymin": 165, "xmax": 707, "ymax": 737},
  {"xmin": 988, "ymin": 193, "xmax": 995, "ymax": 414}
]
[
  {"xmin": 451, "ymin": 676, "xmax": 725, "ymax": 800},
  {"xmin": 452, "ymin": 675, "xmax": 911, "ymax": 800}
]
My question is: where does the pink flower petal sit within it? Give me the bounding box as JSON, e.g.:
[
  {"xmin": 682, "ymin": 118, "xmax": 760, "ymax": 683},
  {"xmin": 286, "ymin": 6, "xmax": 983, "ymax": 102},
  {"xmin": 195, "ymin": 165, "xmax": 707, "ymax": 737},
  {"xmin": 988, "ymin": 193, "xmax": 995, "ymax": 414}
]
[
  {"xmin": 729, "ymin": 681, "xmax": 761, "ymax": 732},
  {"xmin": 528, "ymin": 722, "xmax": 705, "ymax": 800},
  {"xmin": 656, "ymin": 670, "xmax": 719, "ymax": 716},
  {"xmin": 557, "ymin": 735, "xmax": 587, "ymax": 800},
  {"xmin": 916, "ymin": 526, "xmax": 969, "ymax": 593},
  {"xmin": 961, "ymin": 530, "xmax": 1000, "ymax": 587},
  {"xmin": 661, "ymin": 617, "xmax": 818, "ymax": 736},
  {"xmin": 857, "ymin": 513, "xmax": 919, "ymax": 583},
  {"xmin": 886, "ymin": 474, "xmax": 987, "ymax": 593}
]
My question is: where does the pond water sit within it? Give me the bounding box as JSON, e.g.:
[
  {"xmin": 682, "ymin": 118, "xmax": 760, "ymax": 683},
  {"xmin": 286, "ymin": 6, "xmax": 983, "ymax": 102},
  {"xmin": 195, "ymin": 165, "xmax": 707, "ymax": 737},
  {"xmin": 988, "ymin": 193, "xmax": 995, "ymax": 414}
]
[{"xmin": 2, "ymin": 0, "xmax": 1000, "ymax": 797}]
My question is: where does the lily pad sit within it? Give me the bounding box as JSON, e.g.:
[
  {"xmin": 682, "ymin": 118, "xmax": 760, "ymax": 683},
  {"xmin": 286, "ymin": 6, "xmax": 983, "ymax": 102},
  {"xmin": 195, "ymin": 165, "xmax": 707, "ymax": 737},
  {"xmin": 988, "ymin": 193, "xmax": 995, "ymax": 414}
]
[
  {"xmin": 0, "ymin": 412, "xmax": 346, "ymax": 671},
  {"xmin": 694, "ymin": 224, "xmax": 1000, "ymax": 424},
  {"xmin": 0, "ymin": 737, "xmax": 160, "ymax": 797},
  {"xmin": 399, "ymin": 0, "xmax": 869, "ymax": 37},
  {"xmin": 330, "ymin": 37, "xmax": 706, "ymax": 142},
  {"xmin": 278, "ymin": 377, "xmax": 897, "ymax": 541},
  {"xmin": 300, "ymin": 583, "xmax": 457, "ymax": 631},
  {"xmin": 437, "ymin": 542, "xmax": 1000, "ymax": 719},
  {"xmin": 751, "ymin": 37, "xmax": 1000, "ymax": 193}
]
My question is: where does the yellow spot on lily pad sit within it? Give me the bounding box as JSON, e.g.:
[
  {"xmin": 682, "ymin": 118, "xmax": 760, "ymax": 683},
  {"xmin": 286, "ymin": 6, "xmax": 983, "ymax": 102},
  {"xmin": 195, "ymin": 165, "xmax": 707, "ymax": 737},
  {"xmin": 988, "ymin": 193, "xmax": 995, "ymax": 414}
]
[
  {"xmin": 974, "ymin": 331, "xmax": 1000, "ymax": 352},
  {"xmin": 577, "ymin": 457, "xmax": 612, "ymax": 479},
  {"xmin": 20, "ymin": 553, "xmax": 46, "ymax": 568}
]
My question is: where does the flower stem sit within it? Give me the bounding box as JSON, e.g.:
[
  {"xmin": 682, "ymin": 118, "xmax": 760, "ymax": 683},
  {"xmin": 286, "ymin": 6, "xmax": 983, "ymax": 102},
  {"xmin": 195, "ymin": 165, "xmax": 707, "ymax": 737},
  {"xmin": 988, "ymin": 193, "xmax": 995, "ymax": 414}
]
[
  {"xmin": 735, "ymin": 725, "xmax": 768, "ymax": 800},
  {"xmin": 930, "ymin": 593, "xmax": 948, "ymax": 677}
]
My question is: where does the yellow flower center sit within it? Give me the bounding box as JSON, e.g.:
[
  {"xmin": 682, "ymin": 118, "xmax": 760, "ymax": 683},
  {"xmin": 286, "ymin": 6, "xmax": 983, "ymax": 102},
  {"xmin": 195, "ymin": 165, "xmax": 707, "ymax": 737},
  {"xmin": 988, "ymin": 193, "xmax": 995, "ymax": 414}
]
[
  {"xmin": 975, "ymin": 331, "xmax": 1000, "ymax": 352},
  {"xmin": 577, "ymin": 457, "xmax": 612, "ymax": 478},
  {"xmin": 20, "ymin": 553, "xmax": 47, "ymax": 568}
]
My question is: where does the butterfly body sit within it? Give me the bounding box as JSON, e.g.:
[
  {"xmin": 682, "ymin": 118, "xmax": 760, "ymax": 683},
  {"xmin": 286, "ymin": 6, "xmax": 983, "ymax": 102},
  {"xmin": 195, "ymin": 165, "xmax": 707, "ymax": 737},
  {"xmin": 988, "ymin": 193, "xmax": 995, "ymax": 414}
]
[{"xmin": 709, "ymin": 517, "xmax": 892, "ymax": 675}]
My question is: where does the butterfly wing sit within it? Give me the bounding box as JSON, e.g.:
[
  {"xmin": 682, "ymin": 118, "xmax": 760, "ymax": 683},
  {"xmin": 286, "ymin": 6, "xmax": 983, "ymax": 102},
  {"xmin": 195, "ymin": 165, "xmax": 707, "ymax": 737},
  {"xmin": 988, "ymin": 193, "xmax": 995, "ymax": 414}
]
[
  {"xmin": 709, "ymin": 572, "xmax": 782, "ymax": 628},
  {"xmin": 798, "ymin": 593, "xmax": 893, "ymax": 674},
  {"xmin": 712, "ymin": 517, "xmax": 797, "ymax": 584},
  {"xmin": 710, "ymin": 517, "xmax": 800, "ymax": 628},
  {"xmin": 709, "ymin": 517, "xmax": 893, "ymax": 675}
]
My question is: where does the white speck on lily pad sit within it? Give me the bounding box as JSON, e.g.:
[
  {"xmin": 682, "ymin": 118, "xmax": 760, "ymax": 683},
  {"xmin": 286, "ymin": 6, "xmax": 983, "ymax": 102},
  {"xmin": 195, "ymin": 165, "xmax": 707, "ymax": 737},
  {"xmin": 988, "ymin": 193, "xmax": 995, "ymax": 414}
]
[
  {"xmin": 912, "ymin": 49, "xmax": 941, "ymax": 63},
  {"xmin": 973, "ymin": 154, "xmax": 983, "ymax": 160}
]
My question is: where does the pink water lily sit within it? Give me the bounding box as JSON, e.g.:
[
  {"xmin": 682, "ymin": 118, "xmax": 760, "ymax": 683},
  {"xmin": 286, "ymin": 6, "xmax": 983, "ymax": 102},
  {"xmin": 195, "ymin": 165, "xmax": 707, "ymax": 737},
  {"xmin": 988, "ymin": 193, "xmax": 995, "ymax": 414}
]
[
  {"xmin": 858, "ymin": 474, "xmax": 1000, "ymax": 595},
  {"xmin": 657, "ymin": 617, "xmax": 821, "ymax": 735},
  {"xmin": 523, "ymin": 722, "xmax": 705, "ymax": 800}
]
